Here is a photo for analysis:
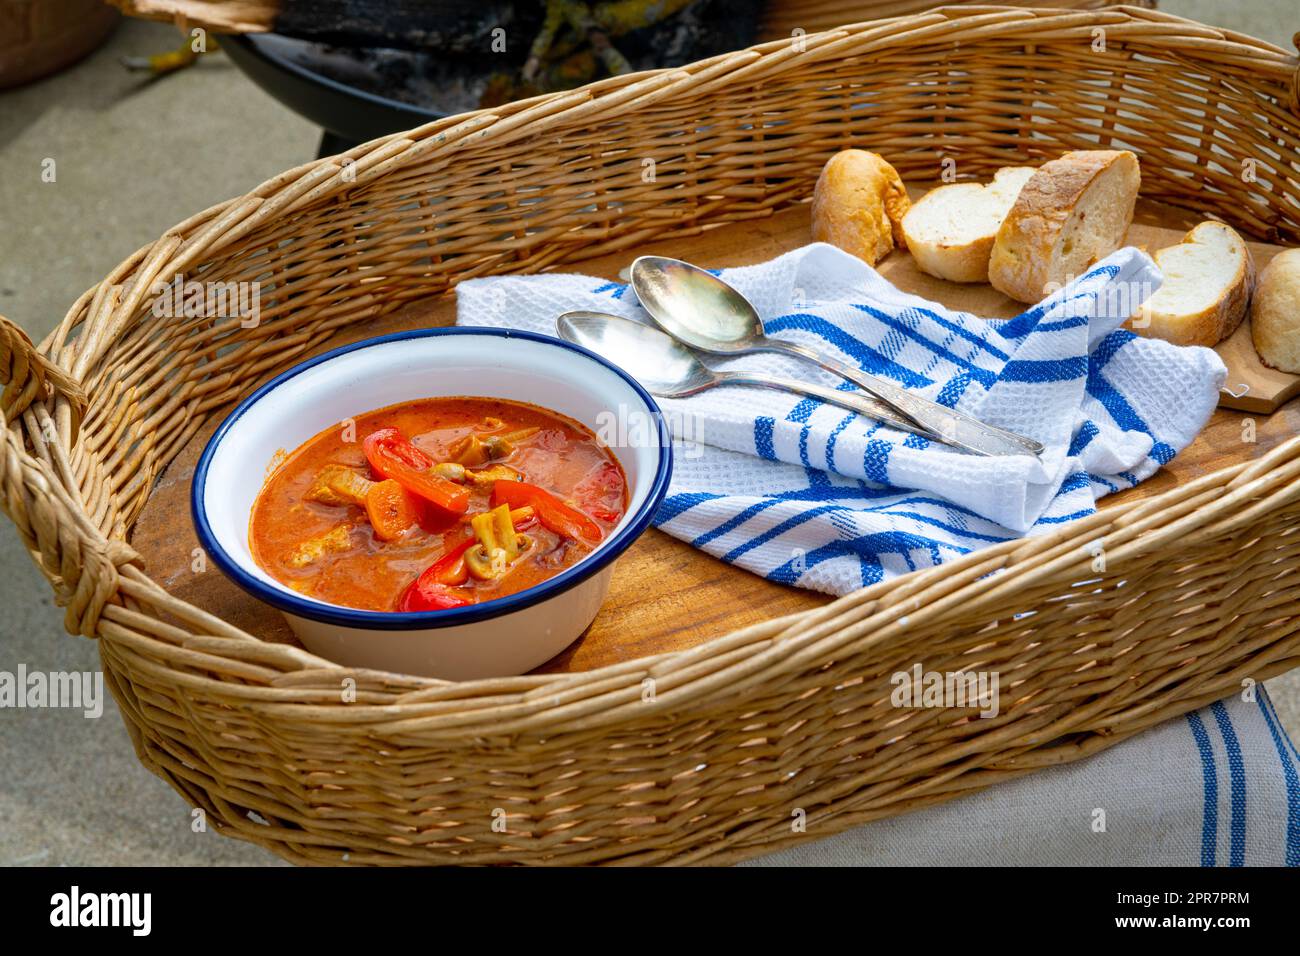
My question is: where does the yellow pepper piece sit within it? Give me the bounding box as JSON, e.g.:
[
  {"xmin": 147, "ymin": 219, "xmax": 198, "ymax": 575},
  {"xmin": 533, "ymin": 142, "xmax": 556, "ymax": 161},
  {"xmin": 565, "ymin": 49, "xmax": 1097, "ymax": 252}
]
[{"xmin": 503, "ymin": 426, "xmax": 541, "ymax": 444}]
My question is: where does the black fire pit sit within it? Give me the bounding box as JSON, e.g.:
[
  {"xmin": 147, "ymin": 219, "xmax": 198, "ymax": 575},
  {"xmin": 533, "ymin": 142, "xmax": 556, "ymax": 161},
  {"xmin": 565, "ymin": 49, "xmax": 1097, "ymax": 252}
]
[
  {"xmin": 220, "ymin": 0, "xmax": 764, "ymax": 159},
  {"xmin": 222, "ymin": 33, "xmax": 442, "ymax": 157}
]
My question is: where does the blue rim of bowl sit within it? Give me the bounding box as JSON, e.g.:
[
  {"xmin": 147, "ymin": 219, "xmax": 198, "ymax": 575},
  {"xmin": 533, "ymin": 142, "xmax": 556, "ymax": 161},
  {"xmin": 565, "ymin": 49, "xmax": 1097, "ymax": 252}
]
[{"xmin": 191, "ymin": 327, "xmax": 674, "ymax": 631}]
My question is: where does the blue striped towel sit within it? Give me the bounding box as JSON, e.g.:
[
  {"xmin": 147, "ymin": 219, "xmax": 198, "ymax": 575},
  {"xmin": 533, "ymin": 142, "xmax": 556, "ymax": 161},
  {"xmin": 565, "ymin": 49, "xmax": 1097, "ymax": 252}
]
[
  {"xmin": 456, "ymin": 242, "xmax": 1227, "ymax": 596},
  {"xmin": 744, "ymin": 686, "xmax": 1300, "ymax": 866}
]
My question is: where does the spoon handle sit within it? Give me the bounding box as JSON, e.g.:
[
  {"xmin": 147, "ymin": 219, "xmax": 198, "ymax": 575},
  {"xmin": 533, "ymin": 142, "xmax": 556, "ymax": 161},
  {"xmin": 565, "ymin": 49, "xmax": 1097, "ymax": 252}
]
[
  {"xmin": 711, "ymin": 371, "xmax": 941, "ymax": 443},
  {"xmin": 761, "ymin": 339, "xmax": 1045, "ymax": 458}
]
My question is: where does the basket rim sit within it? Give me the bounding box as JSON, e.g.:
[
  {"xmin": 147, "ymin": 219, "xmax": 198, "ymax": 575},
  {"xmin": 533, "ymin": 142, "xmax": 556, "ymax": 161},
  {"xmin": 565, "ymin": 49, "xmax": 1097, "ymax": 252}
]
[
  {"xmin": 40, "ymin": 6, "xmax": 1300, "ymax": 362},
  {"xmin": 16, "ymin": 3, "xmax": 1300, "ymax": 722},
  {"xmin": 190, "ymin": 326, "xmax": 675, "ymax": 630}
]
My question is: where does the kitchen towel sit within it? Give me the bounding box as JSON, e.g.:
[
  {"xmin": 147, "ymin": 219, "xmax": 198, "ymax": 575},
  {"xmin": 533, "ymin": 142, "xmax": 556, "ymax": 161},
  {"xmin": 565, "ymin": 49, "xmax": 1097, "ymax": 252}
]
[
  {"xmin": 743, "ymin": 686, "xmax": 1300, "ymax": 867},
  {"xmin": 455, "ymin": 242, "xmax": 1227, "ymax": 596}
]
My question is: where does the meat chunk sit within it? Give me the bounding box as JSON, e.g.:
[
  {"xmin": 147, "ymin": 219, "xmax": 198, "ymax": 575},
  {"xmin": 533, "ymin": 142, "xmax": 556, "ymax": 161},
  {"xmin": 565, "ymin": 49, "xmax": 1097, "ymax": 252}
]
[
  {"xmin": 285, "ymin": 525, "xmax": 353, "ymax": 568},
  {"xmin": 305, "ymin": 465, "xmax": 374, "ymax": 507}
]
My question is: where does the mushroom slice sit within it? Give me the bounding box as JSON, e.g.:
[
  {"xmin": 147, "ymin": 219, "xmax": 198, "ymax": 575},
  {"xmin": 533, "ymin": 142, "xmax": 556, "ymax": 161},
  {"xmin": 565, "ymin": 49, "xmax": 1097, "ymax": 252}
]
[
  {"xmin": 465, "ymin": 464, "xmax": 523, "ymax": 486},
  {"xmin": 464, "ymin": 503, "xmax": 530, "ymax": 580},
  {"xmin": 434, "ymin": 462, "xmax": 467, "ymax": 483},
  {"xmin": 449, "ymin": 434, "xmax": 490, "ymax": 466}
]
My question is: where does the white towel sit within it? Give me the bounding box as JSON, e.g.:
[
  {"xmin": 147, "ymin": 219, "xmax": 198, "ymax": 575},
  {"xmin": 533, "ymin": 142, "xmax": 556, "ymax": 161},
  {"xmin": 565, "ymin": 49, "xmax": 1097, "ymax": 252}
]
[
  {"xmin": 743, "ymin": 688, "xmax": 1300, "ymax": 867},
  {"xmin": 456, "ymin": 242, "xmax": 1226, "ymax": 596}
]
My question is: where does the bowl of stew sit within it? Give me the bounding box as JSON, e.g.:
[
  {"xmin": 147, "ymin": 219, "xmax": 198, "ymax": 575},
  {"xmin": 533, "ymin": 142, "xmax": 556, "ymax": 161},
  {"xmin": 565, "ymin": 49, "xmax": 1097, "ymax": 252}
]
[{"xmin": 192, "ymin": 327, "xmax": 672, "ymax": 680}]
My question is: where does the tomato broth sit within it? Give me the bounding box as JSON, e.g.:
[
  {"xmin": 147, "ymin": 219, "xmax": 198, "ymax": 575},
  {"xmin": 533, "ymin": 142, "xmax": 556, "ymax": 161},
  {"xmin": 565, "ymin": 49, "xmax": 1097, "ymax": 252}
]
[{"xmin": 250, "ymin": 397, "xmax": 628, "ymax": 613}]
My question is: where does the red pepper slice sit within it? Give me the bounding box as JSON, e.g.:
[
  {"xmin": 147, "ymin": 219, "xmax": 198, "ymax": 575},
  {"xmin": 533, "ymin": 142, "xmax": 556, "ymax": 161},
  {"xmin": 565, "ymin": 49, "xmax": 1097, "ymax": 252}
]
[
  {"xmin": 491, "ymin": 480, "xmax": 604, "ymax": 546},
  {"xmin": 427, "ymin": 532, "xmax": 476, "ymax": 586},
  {"xmin": 365, "ymin": 426, "xmax": 433, "ymax": 469},
  {"xmin": 573, "ymin": 461, "xmax": 625, "ymax": 524},
  {"xmin": 399, "ymin": 580, "xmax": 473, "ymax": 612},
  {"xmin": 363, "ymin": 428, "xmax": 469, "ymax": 515},
  {"xmin": 399, "ymin": 531, "xmax": 476, "ymax": 612}
]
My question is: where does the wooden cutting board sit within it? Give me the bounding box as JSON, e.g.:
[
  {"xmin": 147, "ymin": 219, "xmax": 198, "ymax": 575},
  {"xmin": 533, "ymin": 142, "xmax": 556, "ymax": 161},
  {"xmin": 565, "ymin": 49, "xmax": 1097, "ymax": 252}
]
[
  {"xmin": 1128, "ymin": 204, "xmax": 1298, "ymax": 415},
  {"xmin": 129, "ymin": 197, "xmax": 1300, "ymax": 673}
]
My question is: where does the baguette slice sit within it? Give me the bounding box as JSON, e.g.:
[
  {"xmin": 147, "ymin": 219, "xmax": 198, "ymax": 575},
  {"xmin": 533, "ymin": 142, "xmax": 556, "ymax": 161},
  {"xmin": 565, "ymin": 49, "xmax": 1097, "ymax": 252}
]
[
  {"xmin": 1131, "ymin": 221, "xmax": 1255, "ymax": 347},
  {"xmin": 1250, "ymin": 247, "xmax": 1300, "ymax": 372},
  {"xmin": 989, "ymin": 149, "xmax": 1141, "ymax": 303},
  {"xmin": 902, "ymin": 166, "xmax": 1036, "ymax": 282},
  {"xmin": 811, "ymin": 149, "xmax": 911, "ymax": 266}
]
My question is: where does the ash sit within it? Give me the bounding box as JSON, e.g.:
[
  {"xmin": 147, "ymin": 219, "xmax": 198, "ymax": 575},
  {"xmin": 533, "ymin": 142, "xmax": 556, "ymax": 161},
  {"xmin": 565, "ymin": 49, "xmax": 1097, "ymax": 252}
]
[{"xmin": 272, "ymin": 0, "xmax": 763, "ymax": 116}]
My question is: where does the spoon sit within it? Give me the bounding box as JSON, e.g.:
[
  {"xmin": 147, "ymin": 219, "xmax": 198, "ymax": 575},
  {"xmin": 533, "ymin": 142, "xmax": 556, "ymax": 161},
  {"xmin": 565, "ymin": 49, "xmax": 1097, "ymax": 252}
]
[
  {"xmin": 629, "ymin": 255, "xmax": 1045, "ymax": 458},
  {"xmin": 557, "ymin": 311, "xmax": 934, "ymax": 440}
]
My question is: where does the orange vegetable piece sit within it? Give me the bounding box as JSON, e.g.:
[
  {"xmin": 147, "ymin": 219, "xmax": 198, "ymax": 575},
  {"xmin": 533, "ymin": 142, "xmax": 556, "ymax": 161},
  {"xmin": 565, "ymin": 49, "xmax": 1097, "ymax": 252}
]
[
  {"xmin": 491, "ymin": 480, "xmax": 603, "ymax": 546},
  {"xmin": 365, "ymin": 479, "xmax": 423, "ymax": 541},
  {"xmin": 363, "ymin": 428, "xmax": 469, "ymax": 515}
]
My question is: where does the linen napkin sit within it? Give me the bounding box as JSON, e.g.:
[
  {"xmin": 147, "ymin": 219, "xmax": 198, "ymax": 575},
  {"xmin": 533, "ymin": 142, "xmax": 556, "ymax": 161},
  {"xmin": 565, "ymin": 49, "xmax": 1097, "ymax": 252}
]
[
  {"xmin": 744, "ymin": 687, "xmax": 1300, "ymax": 867},
  {"xmin": 455, "ymin": 242, "xmax": 1227, "ymax": 596}
]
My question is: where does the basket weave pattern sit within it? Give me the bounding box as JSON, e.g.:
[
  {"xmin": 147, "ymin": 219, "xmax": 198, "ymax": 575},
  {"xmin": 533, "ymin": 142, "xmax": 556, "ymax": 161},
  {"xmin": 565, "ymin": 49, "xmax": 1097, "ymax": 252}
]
[{"xmin": 2, "ymin": 5, "xmax": 1300, "ymax": 864}]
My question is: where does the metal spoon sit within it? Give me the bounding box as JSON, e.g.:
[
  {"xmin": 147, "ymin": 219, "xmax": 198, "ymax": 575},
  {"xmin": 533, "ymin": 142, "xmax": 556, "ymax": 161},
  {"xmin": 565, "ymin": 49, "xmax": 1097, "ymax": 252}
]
[
  {"xmin": 557, "ymin": 311, "xmax": 933, "ymax": 440},
  {"xmin": 629, "ymin": 255, "xmax": 1045, "ymax": 458}
]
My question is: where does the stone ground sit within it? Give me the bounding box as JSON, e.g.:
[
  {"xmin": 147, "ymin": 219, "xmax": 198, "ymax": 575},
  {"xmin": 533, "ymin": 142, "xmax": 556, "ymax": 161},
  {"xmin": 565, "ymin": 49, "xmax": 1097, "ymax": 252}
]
[{"xmin": 0, "ymin": 3, "xmax": 1296, "ymax": 865}]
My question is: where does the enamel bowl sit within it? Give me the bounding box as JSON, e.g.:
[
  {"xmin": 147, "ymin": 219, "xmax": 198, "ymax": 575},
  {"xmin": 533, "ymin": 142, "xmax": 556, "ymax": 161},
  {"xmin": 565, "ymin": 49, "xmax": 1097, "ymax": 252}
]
[{"xmin": 192, "ymin": 327, "xmax": 672, "ymax": 681}]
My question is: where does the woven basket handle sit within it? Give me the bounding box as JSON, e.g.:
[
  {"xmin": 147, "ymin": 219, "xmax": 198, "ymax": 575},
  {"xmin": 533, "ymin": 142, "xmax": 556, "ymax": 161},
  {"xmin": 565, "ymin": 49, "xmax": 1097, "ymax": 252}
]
[
  {"xmin": 1294, "ymin": 32, "xmax": 1300, "ymax": 114},
  {"xmin": 0, "ymin": 314, "xmax": 131, "ymax": 638},
  {"xmin": 0, "ymin": 314, "xmax": 86, "ymax": 440}
]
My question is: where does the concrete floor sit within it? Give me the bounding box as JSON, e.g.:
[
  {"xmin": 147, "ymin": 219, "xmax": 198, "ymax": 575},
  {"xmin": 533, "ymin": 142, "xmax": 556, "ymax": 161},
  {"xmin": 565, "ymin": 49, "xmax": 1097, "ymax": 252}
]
[{"xmin": 0, "ymin": 5, "xmax": 1297, "ymax": 866}]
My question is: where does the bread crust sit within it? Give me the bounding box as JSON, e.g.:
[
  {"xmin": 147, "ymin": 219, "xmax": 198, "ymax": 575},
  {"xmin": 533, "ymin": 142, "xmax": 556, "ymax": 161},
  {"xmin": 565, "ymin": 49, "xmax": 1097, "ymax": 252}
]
[
  {"xmin": 811, "ymin": 150, "xmax": 910, "ymax": 266},
  {"xmin": 989, "ymin": 150, "xmax": 1140, "ymax": 302},
  {"xmin": 1133, "ymin": 221, "xmax": 1255, "ymax": 348},
  {"xmin": 1251, "ymin": 247, "xmax": 1300, "ymax": 372}
]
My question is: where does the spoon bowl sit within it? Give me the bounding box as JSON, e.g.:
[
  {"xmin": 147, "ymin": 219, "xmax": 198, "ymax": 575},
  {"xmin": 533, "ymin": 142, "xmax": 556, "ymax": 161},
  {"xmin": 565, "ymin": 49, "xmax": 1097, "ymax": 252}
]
[
  {"xmin": 630, "ymin": 256, "xmax": 760, "ymax": 354},
  {"xmin": 556, "ymin": 311, "xmax": 717, "ymax": 396},
  {"xmin": 629, "ymin": 255, "xmax": 1045, "ymax": 458},
  {"xmin": 557, "ymin": 311, "xmax": 929, "ymax": 436}
]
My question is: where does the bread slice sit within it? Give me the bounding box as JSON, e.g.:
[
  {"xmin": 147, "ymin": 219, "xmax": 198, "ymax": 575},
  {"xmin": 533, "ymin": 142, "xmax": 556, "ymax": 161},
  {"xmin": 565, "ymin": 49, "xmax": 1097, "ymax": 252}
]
[
  {"xmin": 811, "ymin": 149, "xmax": 911, "ymax": 266},
  {"xmin": 988, "ymin": 149, "xmax": 1141, "ymax": 303},
  {"xmin": 1250, "ymin": 247, "xmax": 1300, "ymax": 372},
  {"xmin": 902, "ymin": 166, "xmax": 1036, "ymax": 282},
  {"xmin": 1130, "ymin": 221, "xmax": 1255, "ymax": 347}
]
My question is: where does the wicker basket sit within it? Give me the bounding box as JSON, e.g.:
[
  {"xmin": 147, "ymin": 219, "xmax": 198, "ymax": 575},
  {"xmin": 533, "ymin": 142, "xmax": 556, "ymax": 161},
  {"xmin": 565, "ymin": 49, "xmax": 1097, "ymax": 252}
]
[{"xmin": 3, "ymin": 4, "xmax": 1300, "ymax": 866}]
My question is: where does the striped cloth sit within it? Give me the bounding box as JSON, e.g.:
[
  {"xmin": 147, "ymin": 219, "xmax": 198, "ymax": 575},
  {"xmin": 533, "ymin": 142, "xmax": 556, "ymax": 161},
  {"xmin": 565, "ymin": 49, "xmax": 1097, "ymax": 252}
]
[
  {"xmin": 458, "ymin": 245, "xmax": 1296, "ymax": 867},
  {"xmin": 744, "ymin": 687, "xmax": 1300, "ymax": 866},
  {"xmin": 456, "ymin": 242, "xmax": 1226, "ymax": 596}
]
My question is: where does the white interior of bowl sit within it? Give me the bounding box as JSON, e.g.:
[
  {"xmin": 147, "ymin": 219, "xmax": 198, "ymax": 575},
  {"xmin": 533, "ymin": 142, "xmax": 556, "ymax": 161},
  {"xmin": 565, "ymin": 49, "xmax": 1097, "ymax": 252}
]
[{"xmin": 198, "ymin": 331, "xmax": 662, "ymax": 605}]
